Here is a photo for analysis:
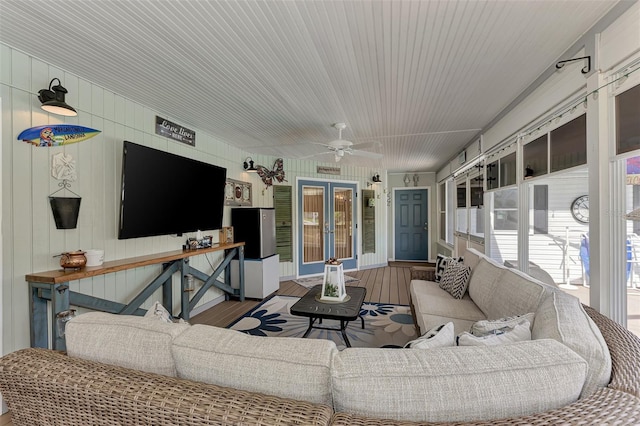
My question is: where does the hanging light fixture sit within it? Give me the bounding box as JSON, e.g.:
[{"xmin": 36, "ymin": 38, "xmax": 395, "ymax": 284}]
[
  {"xmin": 243, "ymin": 157, "xmax": 257, "ymax": 172},
  {"xmin": 38, "ymin": 78, "xmax": 77, "ymax": 116}
]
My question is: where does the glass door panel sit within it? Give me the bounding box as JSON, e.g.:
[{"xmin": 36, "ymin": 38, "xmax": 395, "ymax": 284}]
[
  {"xmin": 302, "ymin": 185, "xmax": 324, "ymax": 264},
  {"xmin": 333, "ymin": 188, "xmax": 353, "ymax": 260}
]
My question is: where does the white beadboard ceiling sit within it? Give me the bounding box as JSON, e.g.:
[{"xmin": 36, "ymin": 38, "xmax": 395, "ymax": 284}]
[{"xmin": 0, "ymin": 0, "xmax": 619, "ymax": 172}]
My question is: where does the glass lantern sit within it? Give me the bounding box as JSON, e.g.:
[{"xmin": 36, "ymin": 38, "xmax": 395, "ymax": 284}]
[{"xmin": 320, "ymin": 262, "xmax": 347, "ymax": 301}]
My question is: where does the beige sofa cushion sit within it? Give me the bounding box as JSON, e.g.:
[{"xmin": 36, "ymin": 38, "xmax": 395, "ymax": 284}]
[
  {"xmin": 410, "ymin": 280, "xmax": 485, "ymax": 334},
  {"xmin": 532, "ymin": 291, "xmax": 611, "ymax": 398},
  {"xmin": 66, "ymin": 311, "xmax": 190, "ymax": 377},
  {"xmin": 462, "ymin": 248, "xmax": 482, "ymax": 270},
  {"xmin": 331, "ymin": 340, "xmax": 587, "ymax": 422},
  {"xmin": 485, "ymin": 268, "xmax": 547, "ymax": 319},
  {"xmin": 467, "ymin": 256, "xmax": 546, "ymax": 320},
  {"xmin": 172, "ymin": 324, "xmax": 337, "ymax": 406},
  {"xmin": 467, "ymin": 257, "xmax": 504, "ymax": 314}
]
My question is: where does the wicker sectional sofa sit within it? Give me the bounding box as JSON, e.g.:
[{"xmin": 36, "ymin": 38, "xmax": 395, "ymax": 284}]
[{"xmin": 0, "ymin": 249, "xmax": 639, "ymax": 425}]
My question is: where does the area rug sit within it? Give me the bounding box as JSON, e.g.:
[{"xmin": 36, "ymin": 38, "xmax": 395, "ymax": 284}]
[
  {"xmin": 227, "ymin": 295, "xmax": 418, "ymax": 349},
  {"xmin": 292, "ymin": 274, "xmax": 359, "ymax": 289}
]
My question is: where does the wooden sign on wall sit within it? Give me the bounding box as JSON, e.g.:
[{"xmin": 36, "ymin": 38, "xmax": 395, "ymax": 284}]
[{"xmin": 155, "ymin": 116, "xmax": 196, "ymax": 146}]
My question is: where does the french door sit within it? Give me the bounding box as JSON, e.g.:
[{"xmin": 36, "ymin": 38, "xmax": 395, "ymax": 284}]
[{"xmin": 297, "ymin": 180, "xmax": 357, "ymax": 275}]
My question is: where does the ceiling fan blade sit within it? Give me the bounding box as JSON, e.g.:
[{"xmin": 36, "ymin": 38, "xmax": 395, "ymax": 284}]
[
  {"xmin": 351, "ymin": 141, "xmax": 381, "ymax": 150},
  {"xmin": 351, "ymin": 149, "xmax": 383, "ymax": 159},
  {"xmin": 295, "ymin": 149, "xmax": 337, "ymax": 160}
]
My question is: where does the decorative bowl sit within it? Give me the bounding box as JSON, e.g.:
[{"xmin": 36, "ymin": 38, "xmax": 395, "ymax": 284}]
[{"xmin": 59, "ymin": 250, "xmax": 87, "ymax": 269}]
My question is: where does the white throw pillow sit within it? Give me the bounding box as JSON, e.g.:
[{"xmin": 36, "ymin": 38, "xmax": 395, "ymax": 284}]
[
  {"xmin": 457, "ymin": 320, "xmax": 531, "ymax": 346},
  {"xmin": 471, "ymin": 313, "xmax": 535, "ymax": 337},
  {"xmin": 404, "ymin": 322, "xmax": 455, "ymax": 349},
  {"xmin": 438, "ymin": 261, "xmax": 471, "ymax": 299}
]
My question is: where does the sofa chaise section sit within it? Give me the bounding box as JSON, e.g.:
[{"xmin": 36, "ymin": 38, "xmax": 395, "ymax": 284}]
[{"xmin": 331, "ymin": 340, "xmax": 587, "ymax": 422}]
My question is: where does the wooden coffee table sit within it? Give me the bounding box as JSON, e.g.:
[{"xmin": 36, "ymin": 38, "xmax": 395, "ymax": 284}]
[{"xmin": 290, "ymin": 284, "xmax": 366, "ymax": 347}]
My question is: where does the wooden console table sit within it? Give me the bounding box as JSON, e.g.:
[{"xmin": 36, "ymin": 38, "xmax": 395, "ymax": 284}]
[{"xmin": 26, "ymin": 242, "xmax": 245, "ymax": 350}]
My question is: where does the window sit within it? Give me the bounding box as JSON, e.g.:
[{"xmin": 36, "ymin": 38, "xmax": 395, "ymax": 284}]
[
  {"xmin": 523, "ymin": 135, "xmax": 548, "ymax": 178},
  {"xmin": 446, "ymin": 179, "xmax": 455, "ymax": 244},
  {"xmin": 493, "ymin": 188, "xmax": 518, "ymax": 231},
  {"xmin": 469, "ymin": 171, "xmax": 484, "ymax": 238},
  {"xmin": 500, "ymin": 152, "xmax": 517, "ymax": 186},
  {"xmin": 533, "ymin": 185, "xmax": 548, "ymax": 234},
  {"xmin": 439, "ymin": 182, "xmax": 446, "ymax": 241},
  {"xmin": 456, "ymin": 179, "xmax": 467, "ymax": 234},
  {"xmin": 616, "ymin": 84, "xmax": 640, "ymax": 155},
  {"xmin": 487, "ymin": 160, "xmax": 499, "ymax": 190},
  {"xmin": 551, "ymin": 115, "xmax": 587, "ymax": 172}
]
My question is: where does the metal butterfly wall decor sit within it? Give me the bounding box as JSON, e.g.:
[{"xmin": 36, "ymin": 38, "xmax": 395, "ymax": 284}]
[{"xmin": 256, "ymin": 158, "xmax": 287, "ymax": 189}]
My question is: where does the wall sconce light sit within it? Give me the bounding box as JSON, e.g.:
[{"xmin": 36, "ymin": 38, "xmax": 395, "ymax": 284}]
[
  {"xmin": 243, "ymin": 157, "xmax": 257, "ymax": 172},
  {"xmin": 524, "ymin": 165, "xmax": 534, "ymax": 179},
  {"xmin": 413, "ymin": 174, "xmax": 419, "ymax": 186},
  {"xmin": 403, "ymin": 175, "xmax": 410, "ymax": 186},
  {"xmin": 38, "ymin": 78, "xmax": 77, "ymax": 116},
  {"xmin": 372, "ymin": 173, "xmax": 382, "ymax": 183}
]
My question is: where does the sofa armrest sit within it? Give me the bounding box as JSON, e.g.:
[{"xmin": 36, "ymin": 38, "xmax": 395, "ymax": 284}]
[
  {"xmin": 0, "ymin": 348, "xmax": 333, "ymax": 426},
  {"xmin": 584, "ymin": 305, "xmax": 640, "ymax": 398},
  {"xmin": 410, "ymin": 266, "xmax": 435, "ymax": 281}
]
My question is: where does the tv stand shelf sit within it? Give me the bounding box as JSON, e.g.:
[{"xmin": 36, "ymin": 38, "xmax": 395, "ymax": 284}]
[{"xmin": 26, "ymin": 242, "xmax": 245, "ymax": 351}]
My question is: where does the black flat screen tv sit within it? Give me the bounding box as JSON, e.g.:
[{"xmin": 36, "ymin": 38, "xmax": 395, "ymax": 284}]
[{"xmin": 118, "ymin": 141, "xmax": 226, "ymax": 239}]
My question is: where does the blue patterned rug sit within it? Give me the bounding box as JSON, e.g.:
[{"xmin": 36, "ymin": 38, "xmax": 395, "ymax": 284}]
[{"xmin": 227, "ymin": 295, "xmax": 418, "ymax": 349}]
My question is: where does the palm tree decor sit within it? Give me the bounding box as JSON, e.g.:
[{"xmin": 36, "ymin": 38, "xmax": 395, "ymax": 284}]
[{"xmin": 320, "ymin": 259, "xmax": 347, "ymax": 302}]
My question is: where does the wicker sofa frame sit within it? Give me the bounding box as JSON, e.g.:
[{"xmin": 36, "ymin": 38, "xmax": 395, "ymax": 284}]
[
  {"xmin": 0, "ymin": 307, "xmax": 640, "ymax": 426},
  {"xmin": 0, "ymin": 292, "xmax": 639, "ymax": 425}
]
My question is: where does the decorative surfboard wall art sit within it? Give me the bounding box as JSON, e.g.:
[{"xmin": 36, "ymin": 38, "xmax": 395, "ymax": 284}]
[{"xmin": 17, "ymin": 124, "xmax": 101, "ymax": 147}]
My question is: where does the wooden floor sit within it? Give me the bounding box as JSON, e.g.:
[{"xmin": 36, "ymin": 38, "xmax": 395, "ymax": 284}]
[
  {"xmin": 190, "ymin": 264, "xmax": 414, "ymax": 327},
  {"xmin": 0, "ymin": 264, "xmax": 415, "ymax": 424}
]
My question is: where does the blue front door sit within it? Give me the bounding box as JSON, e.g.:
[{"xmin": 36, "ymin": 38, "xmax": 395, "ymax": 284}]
[
  {"xmin": 298, "ymin": 180, "xmax": 357, "ymax": 275},
  {"xmin": 395, "ymin": 189, "xmax": 429, "ymax": 260}
]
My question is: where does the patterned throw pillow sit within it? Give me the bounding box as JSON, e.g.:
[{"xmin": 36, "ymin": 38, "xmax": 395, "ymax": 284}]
[
  {"xmin": 404, "ymin": 322, "xmax": 455, "ymax": 349},
  {"xmin": 438, "ymin": 261, "xmax": 471, "ymax": 299},
  {"xmin": 456, "ymin": 321, "xmax": 532, "ymax": 346},
  {"xmin": 471, "ymin": 313, "xmax": 536, "ymax": 337},
  {"xmin": 435, "ymin": 254, "xmax": 463, "ymax": 282}
]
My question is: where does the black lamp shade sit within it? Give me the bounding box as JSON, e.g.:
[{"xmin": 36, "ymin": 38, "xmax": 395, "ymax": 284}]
[{"xmin": 38, "ymin": 79, "xmax": 77, "ymax": 117}]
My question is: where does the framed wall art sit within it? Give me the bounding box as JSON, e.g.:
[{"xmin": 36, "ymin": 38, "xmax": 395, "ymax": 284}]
[{"xmin": 224, "ymin": 178, "xmax": 252, "ymax": 206}]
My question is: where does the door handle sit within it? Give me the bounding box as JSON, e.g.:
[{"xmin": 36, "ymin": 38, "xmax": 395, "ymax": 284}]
[
  {"xmin": 424, "ymin": 222, "xmax": 428, "ymax": 231},
  {"xmin": 324, "ymin": 222, "xmax": 334, "ymax": 234}
]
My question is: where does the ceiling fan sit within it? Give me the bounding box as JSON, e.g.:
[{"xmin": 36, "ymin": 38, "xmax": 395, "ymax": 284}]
[{"xmin": 314, "ymin": 123, "xmax": 382, "ymax": 162}]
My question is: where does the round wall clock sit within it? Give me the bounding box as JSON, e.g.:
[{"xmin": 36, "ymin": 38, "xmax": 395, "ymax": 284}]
[{"xmin": 571, "ymin": 195, "xmax": 589, "ymax": 224}]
